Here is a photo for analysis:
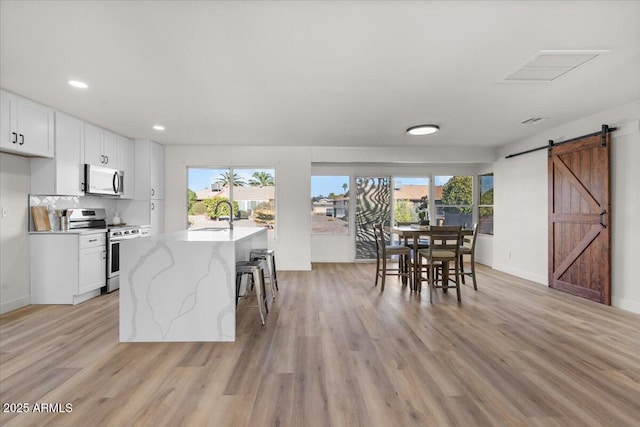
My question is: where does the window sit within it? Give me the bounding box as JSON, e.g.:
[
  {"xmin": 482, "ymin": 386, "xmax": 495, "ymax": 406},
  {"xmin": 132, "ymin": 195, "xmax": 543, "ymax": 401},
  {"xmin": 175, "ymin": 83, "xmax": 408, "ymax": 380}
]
[
  {"xmin": 435, "ymin": 175, "xmax": 473, "ymax": 227},
  {"xmin": 392, "ymin": 177, "xmax": 430, "ymax": 224},
  {"xmin": 187, "ymin": 167, "xmax": 276, "ymax": 239},
  {"xmin": 311, "ymin": 176, "xmax": 349, "ymax": 234},
  {"xmin": 478, "ymin": 173, "xmax": 494, "ymax": 235}
]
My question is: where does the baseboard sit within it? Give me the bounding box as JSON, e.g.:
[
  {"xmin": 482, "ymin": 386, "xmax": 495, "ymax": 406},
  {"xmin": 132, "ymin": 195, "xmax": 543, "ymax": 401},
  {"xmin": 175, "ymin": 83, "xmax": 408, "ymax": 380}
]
[
  {"xmin": 612, "ymin": 296, "xmax": 640, "ymax": 315},
  {"xmin": 0, "ymin": 295, "xmax": 31, "ymax": 315},
  {"xmin": 492, "ymin": 263, "xmax": 547, "ymax": 286}
]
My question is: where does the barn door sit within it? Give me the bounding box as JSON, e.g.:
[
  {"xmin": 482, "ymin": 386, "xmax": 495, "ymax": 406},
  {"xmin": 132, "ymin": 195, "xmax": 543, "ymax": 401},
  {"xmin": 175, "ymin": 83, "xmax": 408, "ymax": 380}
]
[{"xmin": 549, "ymin": 132, "xmax": 611, "ymax": 304}]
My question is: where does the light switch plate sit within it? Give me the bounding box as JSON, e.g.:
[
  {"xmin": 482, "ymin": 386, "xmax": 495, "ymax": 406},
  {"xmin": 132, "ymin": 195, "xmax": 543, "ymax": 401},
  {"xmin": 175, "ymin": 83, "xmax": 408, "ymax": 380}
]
[{"xmin": 1, "ymin": 206, "xmax": 7, "ymax": 218}]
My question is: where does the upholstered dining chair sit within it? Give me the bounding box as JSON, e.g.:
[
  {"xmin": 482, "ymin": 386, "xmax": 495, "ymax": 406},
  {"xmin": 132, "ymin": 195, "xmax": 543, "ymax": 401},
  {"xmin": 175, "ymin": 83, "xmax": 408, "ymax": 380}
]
[
  {"xmin": 373, "ymin": 223, "xmax": 413, "ymax": 291},
  {"xmin": 416, "ymin": 225, "xmax": 463, "ymax": 302},
  {"xmin": 459, "ymin": 223, "xmax": 479, "ymax": 290}
]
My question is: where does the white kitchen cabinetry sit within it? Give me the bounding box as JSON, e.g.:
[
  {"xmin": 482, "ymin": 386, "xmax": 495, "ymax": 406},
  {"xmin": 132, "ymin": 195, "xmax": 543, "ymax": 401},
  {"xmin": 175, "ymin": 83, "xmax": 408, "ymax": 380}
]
[
  {"xmin": 0, "ymin": 90, "xmax": 54, "ymax": 158},
  {"xmin": 30, "ymin": 231, "xmax": 106, "ymax": 305},
  {"xmin": 84, "ymin": 122, "xmax": 119, "ymax": 168},
  {"xmin": 78, "ymin": 233, "xmax": 107, "ymax": 294},
  {"xmin": 119, "ymin": 135, "xmax": 134, "ymax": 199},
  {"xmin": 31, "ymin": 112, "xmax": 85, "ymax": 196},
  {"xmin": 150, "ymin": 199, "xmax": 165, "ymax": 235},
  {"xmin": 135, "ymin": 139, "xmax": 164, "ymax": 201},
  {"xmin": 119, "ymin": 139, "xmax": 164, "ymax": 234}
]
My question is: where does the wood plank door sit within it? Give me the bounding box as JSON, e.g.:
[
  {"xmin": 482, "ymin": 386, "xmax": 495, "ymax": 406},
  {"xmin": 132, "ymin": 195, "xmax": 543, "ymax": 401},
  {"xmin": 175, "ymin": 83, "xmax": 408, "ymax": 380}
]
[{"xmin": 549, "ymin": 133, "xmax": 611, "ymax": 304}]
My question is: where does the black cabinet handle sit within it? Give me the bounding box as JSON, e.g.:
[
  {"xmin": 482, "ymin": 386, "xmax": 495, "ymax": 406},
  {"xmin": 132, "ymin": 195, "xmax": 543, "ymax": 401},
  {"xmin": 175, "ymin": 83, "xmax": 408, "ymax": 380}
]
[
  {"xmin": 105, "ymin": 155, "xmax": 109, "ymax": 164},
  {"xmin": 11, "ymin": 132, "xmax": 17, "ymax": 144},
  {"xmin": 151, "ymin": 202, "xmax": 155, "ymax": 210},
  {"xmin": 151, "ymin": 188, "xmax": 155, "ymax": 197},
  {"xmin": 100, "ymin": 155, "xmax": 105, "ymax": 164},
  {"xmin": 19, "ymin": 134, "xmax": 24, "ymax": 145}
]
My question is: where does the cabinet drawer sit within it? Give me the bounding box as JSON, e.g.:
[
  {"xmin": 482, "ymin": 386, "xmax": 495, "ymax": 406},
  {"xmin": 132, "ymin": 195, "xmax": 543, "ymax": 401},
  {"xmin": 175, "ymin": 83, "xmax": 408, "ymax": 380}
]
[{"xmin": 79, "ymin": 233, "xmax": 106, "ymax": 249}]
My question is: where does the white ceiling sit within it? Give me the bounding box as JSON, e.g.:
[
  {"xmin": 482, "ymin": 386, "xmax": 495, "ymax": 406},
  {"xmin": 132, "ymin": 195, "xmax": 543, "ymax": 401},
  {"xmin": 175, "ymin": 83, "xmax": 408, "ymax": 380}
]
[{"xmin": 1, "ymin": 1, "xmax": 639, "ymax": 148}]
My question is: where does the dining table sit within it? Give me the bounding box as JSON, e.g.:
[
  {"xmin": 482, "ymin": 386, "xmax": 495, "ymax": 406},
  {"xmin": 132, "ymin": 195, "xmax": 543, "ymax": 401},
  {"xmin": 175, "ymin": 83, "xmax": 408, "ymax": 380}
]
[{"xmin": 388, "ymin": 225, "xmax": 473, "ymax": 291}]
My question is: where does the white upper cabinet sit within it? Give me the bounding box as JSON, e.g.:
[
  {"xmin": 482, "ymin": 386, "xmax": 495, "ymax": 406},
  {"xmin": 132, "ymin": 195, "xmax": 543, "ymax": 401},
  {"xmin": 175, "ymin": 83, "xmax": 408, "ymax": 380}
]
[
  {"xmin": 84, "ymin": 123, "xmax": 119, "ymax": 168},
  {"xmin": 134, "ymin": 139, "xmax": 164, "ymax": 201},
  {"xmin": 119, "ymin": 135, "xmax": 134, "ymax": 199},
  {"xmin": 150, "ymin": 140, "xmax": 164, "ymax": 200},
  {"xmin": 0, "ymin": 90, "xmax": 54, "ymax": 158},
  {"xmin": 31, "ymin": 112, "xmax": 85, "ymax": 196}
]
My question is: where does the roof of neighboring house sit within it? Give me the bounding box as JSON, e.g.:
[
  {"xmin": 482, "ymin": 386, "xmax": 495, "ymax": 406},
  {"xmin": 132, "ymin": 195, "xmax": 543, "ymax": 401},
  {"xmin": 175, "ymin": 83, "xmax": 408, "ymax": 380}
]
[
  {"xmin": 195, "ymin": 185, "xmax": 275, "ymax": 201},
  {"xmin": 393, "ymin": 185, "xmax": 443, "ymax": 201}
]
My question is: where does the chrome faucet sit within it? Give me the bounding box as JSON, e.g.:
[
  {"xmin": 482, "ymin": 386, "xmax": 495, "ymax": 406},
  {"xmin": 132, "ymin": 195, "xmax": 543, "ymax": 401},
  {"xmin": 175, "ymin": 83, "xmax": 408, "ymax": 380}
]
[{"xmin": 213, "ymin": 200, "xmax": 234, "ymax": 230}]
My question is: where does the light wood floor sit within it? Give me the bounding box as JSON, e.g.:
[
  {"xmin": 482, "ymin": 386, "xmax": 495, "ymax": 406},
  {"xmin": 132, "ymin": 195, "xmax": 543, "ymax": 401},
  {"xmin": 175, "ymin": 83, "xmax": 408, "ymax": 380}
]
[{"xmin": 1, "ymin": 263, "xmax": 640, "ymax": 427}]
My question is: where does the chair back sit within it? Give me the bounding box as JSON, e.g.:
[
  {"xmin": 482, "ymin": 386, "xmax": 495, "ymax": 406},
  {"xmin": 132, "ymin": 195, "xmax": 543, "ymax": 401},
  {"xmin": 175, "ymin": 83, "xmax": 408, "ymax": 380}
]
[
  {"xmin": 462, "ymin": 223, "xmax": 479, "ymax": 252},
  {"xmin": 373, "ymin": 223, "xmax": 387, "ymax": 258},
  {"xmin": 427, "ymin": 225, "xmax": 462, "ymax": 259}
]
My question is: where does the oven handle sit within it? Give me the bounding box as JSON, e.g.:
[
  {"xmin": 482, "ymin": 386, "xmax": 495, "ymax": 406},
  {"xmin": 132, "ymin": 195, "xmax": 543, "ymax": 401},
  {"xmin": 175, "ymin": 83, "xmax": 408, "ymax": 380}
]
[{"xmin": 110, "ymin": 235, "xmax": 142, "ymax": 241}]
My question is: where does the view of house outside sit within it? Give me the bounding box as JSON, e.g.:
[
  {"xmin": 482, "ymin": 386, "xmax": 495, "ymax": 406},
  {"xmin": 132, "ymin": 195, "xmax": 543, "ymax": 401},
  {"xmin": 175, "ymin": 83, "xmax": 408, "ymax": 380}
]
[
  {"xmin": 188, "ymin": 168, "xmax": 276, "ymax": 239},
  {"xmin": 311, "ymin": 176, "xmax": 349, "ymax": 234}
]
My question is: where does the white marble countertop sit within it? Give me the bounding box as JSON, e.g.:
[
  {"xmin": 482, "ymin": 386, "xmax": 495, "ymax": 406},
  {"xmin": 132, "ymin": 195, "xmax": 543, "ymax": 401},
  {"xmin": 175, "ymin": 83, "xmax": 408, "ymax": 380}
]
[
  {"xmin": 29, "ymin": 228, "xmax": 107, "ymax": 235},
  {"xmin": 146, "ymin": 227, "xmax": 266, "ymax": 243}
]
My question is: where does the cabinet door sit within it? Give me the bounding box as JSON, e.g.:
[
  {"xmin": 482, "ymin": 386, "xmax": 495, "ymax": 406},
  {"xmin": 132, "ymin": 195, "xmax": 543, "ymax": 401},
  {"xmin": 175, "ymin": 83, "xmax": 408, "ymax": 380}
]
[
  {"xmin": 102, "ymin": 130, "xmax": 120, "ymax": 169},
  {"xmin": 79, "ymin": 246, "xmax": 106, "ymax": 294},
  {"xmin": 84, "ymin": 122, "xmax": 104, "ymax": 165},
  {"xmin": 16, "ymin": 97, "xmax": 54, "ymax": 158},
  {"xmin": 150, "ymin": 199, "xmax": 164, "ymax": 235},
  {"xmin": 0, "ymin": 91, "xmax": 18, "ymax": 151},
  {"xmin": 55, "ymin": 112, "xmax": 85, "ymax": 195},
  {"xmin": 119, "ymin": 136, "xmax": 134, "ymax": 199},
  {"xmin": 150, "ymin": 141, "xmax": 164, "ymax": 199}
]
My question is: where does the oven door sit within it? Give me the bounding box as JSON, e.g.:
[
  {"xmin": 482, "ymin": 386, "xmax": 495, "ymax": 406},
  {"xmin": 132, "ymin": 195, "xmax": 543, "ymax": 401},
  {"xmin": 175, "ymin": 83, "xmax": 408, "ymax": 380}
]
[{"xmin": 107, "ymin": 240, "xmax": 120, "ymax": 279}]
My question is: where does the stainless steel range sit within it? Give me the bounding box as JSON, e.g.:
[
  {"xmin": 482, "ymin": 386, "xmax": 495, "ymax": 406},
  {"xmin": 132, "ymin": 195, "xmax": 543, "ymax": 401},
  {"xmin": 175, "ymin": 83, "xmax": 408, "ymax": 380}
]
[{"xmin": 105, "ymin": 224, "xmax": 149, "ymax": 293}]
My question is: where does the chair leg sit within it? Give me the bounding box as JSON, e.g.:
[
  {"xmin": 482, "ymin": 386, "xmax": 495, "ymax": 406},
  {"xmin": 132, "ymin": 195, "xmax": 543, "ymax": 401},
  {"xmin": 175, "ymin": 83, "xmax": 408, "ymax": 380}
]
[
  {"xmin": 375, "ymin": 253, "xmax": 380, "ymax": 287},
  {"xmin": 407, "ymin": 254, "xmax": 413, "ymax": 291},
  {"xmin": 460, "ymin": 254, "xmax": 466, "ymax": 284},
  {"xmin": 470, "ymin": 255, "xmax": 477, "ymax": 290},
  {"xmin": 252, "ymin": 269, "xmax": 266, "ymax": 325},
  {"xmin": 428, "ymin": 265, "xmax": 434, "ymax": 303},
  {"xmin": 454, "ymin": 259, "xmax": 464, "ymax": 302},
  {"xmin": 381, "ymin": 257, "xmax": 387, "ymax": 292},
  {"xmin": 270, "ymin": 254, "xmax": 279, "ymax": 291}
]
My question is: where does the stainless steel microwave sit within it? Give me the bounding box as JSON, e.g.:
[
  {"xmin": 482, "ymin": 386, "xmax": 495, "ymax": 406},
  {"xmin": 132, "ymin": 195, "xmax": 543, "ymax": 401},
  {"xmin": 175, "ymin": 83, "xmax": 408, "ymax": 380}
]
[{"xmin": 85, "ymin": 164, "xmax": 122, "ymax": 196}]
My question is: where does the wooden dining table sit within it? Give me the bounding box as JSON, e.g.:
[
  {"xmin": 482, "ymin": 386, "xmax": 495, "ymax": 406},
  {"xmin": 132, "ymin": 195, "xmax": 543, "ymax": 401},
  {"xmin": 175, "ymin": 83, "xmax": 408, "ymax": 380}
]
[{"xmin": 388, "ymin": 225, "xmax": 473, "ymax": 291}]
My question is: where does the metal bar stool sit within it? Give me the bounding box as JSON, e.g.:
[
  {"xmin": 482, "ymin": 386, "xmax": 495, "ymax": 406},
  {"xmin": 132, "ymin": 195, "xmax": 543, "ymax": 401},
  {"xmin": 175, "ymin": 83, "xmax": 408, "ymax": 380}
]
[
  {"xmin": 235, "ymin": 260, "xmax": 268, "ymax": 325},
  {"xmin": 250, "ymin": 249, "xmax": 278, "ymax": 299}
]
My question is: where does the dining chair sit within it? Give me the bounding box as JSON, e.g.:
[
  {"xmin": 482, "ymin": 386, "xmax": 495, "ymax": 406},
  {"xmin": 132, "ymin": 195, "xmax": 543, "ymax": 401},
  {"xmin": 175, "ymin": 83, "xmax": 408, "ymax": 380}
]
[
  {"xmin": 459, "ymin": 223, "xmax": 479, "ymax": 290},
  {"xmin": 373, "ymin": 223, "xmax": 413, "ymax": 291},
  {"xmin": 416, "ymin": 225, "xmax": 463, "ymax": 302}
]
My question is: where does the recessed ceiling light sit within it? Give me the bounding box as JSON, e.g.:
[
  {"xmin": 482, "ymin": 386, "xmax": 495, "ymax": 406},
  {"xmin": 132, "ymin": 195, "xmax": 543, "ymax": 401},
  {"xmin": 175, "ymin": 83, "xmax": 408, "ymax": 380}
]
[
  {"xmin": 153, "ymin": 125, "xmax": 165, "ymax": 131},
  {"xmin": 407, "ymin": 124, "xmax": 439, "ymax": 136},
  {"xmin": 68, "ymin": 80, "xmax": 88, "ymax": 89}
]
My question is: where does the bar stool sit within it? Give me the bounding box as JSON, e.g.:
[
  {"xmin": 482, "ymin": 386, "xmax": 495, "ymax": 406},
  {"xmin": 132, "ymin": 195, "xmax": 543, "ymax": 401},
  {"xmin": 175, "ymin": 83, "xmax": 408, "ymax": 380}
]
[
  {"xmin": 250, "ymin": 249, "xmax": 278, "ymax": 299},
  {"xmin": 235, "ymin": 260, "xmax": 268, "ymax": 325}
]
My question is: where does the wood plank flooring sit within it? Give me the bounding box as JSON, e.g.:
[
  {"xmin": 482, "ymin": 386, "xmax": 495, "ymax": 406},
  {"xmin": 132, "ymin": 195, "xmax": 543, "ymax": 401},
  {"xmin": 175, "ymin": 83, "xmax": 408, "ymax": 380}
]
[{"xmin": 1, "ymin": 263, "xmax": 639, "ymax": 426}]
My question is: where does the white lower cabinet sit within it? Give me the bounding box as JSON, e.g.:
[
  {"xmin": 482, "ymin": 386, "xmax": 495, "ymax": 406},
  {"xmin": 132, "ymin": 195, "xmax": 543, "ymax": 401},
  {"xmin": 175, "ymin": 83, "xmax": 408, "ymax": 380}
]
[
  {"xmin": 150, "ymin": 199, "xmax": 164, "ymax": 235},
  {"xmin": 30, "ymin": 231, "xmax": 106, "ymax": 305}
]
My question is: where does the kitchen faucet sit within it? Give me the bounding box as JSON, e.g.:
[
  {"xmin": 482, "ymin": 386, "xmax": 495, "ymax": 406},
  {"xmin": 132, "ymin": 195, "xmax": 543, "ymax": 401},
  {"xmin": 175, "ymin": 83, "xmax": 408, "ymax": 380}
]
[{"xmin": 214, "ymin": 200, "xmax": 234, "ymax": 230}]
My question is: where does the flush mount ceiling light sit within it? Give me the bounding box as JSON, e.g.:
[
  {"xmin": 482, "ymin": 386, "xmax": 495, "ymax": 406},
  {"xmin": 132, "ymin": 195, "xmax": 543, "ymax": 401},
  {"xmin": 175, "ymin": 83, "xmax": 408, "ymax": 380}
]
[
  {"xmin": 407, "ymin": 124, "xmax": 439, "ymax": 136},
  {"xmin": 153, "ymin": 125, "xmax": 165, "ymax": 131},
  {"xmin": 68, "ymin": 80, "xmax": 88, "ymax": 89}
]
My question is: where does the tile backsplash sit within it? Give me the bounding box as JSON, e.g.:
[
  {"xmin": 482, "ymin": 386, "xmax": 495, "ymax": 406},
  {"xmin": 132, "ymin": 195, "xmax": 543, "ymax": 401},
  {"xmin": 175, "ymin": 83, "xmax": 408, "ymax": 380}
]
[{"xmin": 29, "ymin": 195, "xmax": 118, "ymax": 231}]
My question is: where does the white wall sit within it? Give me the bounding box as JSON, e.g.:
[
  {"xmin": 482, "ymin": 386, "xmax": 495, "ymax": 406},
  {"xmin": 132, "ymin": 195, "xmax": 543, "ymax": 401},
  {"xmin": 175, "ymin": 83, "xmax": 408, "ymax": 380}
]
[
  {"xmin": 164, "ymin": 145, "xmax": 312, "ymax": 270},
  {"xmin": 494, "ymin": 100, "xmax": 640, "ymax": 314},
  {"xmin": 0, "ymin": 152, "xmax": 31, "ymax": 313}
]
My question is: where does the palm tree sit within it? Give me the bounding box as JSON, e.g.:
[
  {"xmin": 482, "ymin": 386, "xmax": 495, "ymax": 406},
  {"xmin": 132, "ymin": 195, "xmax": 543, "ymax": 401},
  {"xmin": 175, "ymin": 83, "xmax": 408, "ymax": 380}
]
[
  {"xmin": 216, "ymin": 172, "xmax": 246, "ymax": 187},
  {"xmin": 248, "ymin": 171, "xmax": 274, "ymax": 187}
]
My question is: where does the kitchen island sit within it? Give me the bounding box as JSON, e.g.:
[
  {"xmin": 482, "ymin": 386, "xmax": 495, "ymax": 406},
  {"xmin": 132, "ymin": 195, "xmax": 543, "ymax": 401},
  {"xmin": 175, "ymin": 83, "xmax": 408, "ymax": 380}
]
[{"xmin": 119, "ymin": 227, "xmax": 268, "ymax": 342}]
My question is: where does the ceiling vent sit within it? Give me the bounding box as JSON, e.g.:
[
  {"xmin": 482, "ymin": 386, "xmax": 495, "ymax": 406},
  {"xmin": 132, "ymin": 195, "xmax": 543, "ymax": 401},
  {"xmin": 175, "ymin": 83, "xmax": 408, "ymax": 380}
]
[
  {"xmin": 503, "ymin": 50, "xmax": 609, "ymax": 82},
  {"xmin": 521, "ymin": 117, "xmax": 548, "ymax": 125}
]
